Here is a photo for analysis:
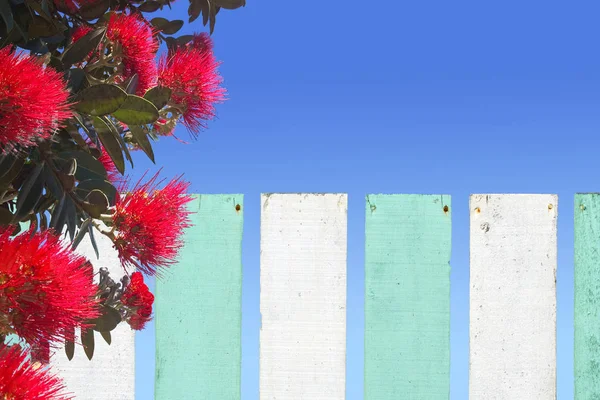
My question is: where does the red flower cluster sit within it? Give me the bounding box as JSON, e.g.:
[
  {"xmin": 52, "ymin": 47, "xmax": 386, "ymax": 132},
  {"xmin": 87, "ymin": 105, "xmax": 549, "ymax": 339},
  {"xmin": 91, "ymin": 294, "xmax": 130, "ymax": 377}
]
[
  {"xmin": 158, "ymin": 33, "xmax": 226, "ymax": 135},
  {"xmin": 72, "ymin": 14, "xmax": 158, "ymax": 95},
  {"xmin": 0, "ymin": 343, "xmax": 71, "ymax": 399},
  {"xmin": 0, "ymin": 229, "xmax": 100, "ymax": 348},
  {"xmin": 112, "ymin": 173, "xmax": 192, "ymax": 276},
  {"xmin": 0, "ymin": 48, "xmax": 72, "ymax": 153},
  {"xmin": 120, "ymin": 272, "xmax": 154, "ymax": 330}
]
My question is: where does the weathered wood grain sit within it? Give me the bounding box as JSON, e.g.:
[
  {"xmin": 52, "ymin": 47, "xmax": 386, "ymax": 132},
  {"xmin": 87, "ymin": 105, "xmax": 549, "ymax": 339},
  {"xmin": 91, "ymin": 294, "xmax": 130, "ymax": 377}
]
[
  {"xmin": 259, "ymin": 193, "xmax": 347, "ymax": 399},
  {"xmin": 469, "ymin": 194, "xmax": 557, "ymax": 400},
  {"xmin": 364, "ymin": 194, "xmax": 451, "ymax": 399}
]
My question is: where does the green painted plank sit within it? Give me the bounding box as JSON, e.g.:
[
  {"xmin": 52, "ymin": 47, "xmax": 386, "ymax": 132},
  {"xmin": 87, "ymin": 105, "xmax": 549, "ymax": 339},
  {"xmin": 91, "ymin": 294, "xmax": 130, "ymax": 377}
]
[
  {"xmin": 155, "ymin": 195, "xmax": 243, "ymax": 400},
  {"xmin": 574, "ymin": 193, "xmax": 600, "ymax": 398},
  {"xmin": 365, "ymin": 194, "xmax": 451, "ymax": 399}
]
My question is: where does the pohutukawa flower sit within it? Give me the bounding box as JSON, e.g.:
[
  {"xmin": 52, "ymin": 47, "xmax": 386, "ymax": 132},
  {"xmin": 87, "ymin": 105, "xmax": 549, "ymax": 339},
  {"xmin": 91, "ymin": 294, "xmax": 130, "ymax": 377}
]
[
  {"xmin": 0, "ymin": 343, "xmax": 71, "ymax": 399},
  {"xmin": 157, "ymin": 33, "xmax": 226, "ymax": 136},
  {"xmin": 0, "ymin": 48, "xmax": 72, "ymax": 153},
  {"xmin": 120, "ymin": 272, "xmax": 154, "ymax": 330},
  {"xmin": 71, "ymin": 14, "xmax": 159, "ymax": 95},
  {"xmin": 112, "ymin": 173, "xmax": 192, "ymax": 276},
  {"xmin": 0, "ymin": 229, "xmax": 100, "ymax": 348}
]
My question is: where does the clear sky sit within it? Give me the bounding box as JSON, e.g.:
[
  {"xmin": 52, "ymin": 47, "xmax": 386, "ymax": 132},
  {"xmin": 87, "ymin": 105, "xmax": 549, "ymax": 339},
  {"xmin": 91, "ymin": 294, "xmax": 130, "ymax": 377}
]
[{"xmin": 131, "ymin": 1, "xmax": 600, "ymax": 398}]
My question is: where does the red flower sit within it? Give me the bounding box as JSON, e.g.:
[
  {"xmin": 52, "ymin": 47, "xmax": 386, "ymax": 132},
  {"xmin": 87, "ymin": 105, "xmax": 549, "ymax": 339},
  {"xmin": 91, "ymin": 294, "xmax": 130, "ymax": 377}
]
[
  {"xmin": 120, "ymin": 272, "xmax": 154, "ymax": 330},
  {"xmin": 71, "ymin": 14, "xmax": 158, "ymax": 95},
  {"xmin": 158, "ymin": 33, "xmax": 226, "ymax": 135},
  {"xmin": 0, "ymin": 48, "xmax": 72, "ymax": 153},
  {"xmin": 0, "ymin": 343, "xmax": 71, "ymax": 399},
  {"xmin": 112, "ymin": 173, "xmax": 192, "ymax": 276},
  {"xmin": 0, "ymin": 229, "xmax": 100, "ymax": 348}
]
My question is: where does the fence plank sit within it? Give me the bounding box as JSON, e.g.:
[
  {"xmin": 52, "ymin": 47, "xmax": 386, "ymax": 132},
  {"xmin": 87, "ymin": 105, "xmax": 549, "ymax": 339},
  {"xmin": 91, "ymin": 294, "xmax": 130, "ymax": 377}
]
[
  {"xmin": 574, "ymin": 193, "xmax": 600, "ymax": 398},
  {"xmin": 259, "ymin": 193, "xmax": 347, "ymax": 399},
  {"xmin": 155, "ymin": 195, "xmax": 244, "ymax": 399},
  {"xmin": 469, "ymin": 194, "xmax": 557, "ymax": 399},
  {"xmin": 364, "ymin": 194, "xmax": 451, "ymax": 399},
  {"xmin": 49, "ymin": 232, "xmax": 135, "ymax": 399}
]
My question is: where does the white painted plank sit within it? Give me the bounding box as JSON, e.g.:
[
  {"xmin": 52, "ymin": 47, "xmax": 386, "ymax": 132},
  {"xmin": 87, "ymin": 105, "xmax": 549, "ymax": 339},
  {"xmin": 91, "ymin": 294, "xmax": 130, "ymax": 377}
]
[
  {"xmin": 469, "ymin": 194, "xmax": 557, "ymax": 400},
  {"xmin": 259, "ymin": 193, "xmax": 347, "ymax": 399},
  {"xmin": 50, "ymin": 232, "xmax": 135, "ymax": 400}
]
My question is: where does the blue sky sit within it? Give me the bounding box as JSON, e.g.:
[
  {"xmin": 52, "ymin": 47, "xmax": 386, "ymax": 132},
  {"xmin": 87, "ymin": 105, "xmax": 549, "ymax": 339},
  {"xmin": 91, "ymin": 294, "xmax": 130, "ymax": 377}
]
[{"xmin": 130, "ymin": 1, "xmax": 600, "ymax": 398}]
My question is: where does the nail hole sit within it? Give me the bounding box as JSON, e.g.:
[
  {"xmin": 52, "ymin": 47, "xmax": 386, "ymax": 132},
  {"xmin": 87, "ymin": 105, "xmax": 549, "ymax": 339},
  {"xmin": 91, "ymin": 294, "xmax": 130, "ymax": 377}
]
[
  {"xmin": 475, "ymin": 207, "xmax": 481, "ymax": 213},
  {"xmin": 548, "ymin": 204, "xmax": 553, "ymax": 210},
  {"xmin": 370, "ymin": 205, "xmax": 376, "ymax": 212},
  {"xmin": 581, "ymin": 204, "xmax": 586, "ymax": 211},
  {"xmin": 235, "ymin": 204, "xmax": 241, "ymax": 211},
  {"xmin": 443, "ymin": 205, "xmax": 449, "ymax": 213}
]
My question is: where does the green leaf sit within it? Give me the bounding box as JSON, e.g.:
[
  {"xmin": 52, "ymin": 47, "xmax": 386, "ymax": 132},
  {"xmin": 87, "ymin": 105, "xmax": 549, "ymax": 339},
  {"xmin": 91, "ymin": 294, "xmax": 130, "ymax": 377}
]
[
  {"xmin": 80, "ymin": 189, "xmax": 109, "ymax": 218},
  {"xmin": 176, "ymin": 34, "xmax": 194, "ymax": 46},
  {"xmin": 124, "ymin": 74, "xmax": 139, "ymax": 95},
  {"xmin": 88, "ymin": 222, "xmax": 99, "ymax": 259},
  {"xmin": 0, "ymin": 0, "xmax": 14, "ymax": 32},
  {"xmin": 0, "ymin": 207, "xmax": 14, "ymax": 226},
  {"xmin": 93, "ymin": 117, "xmax": 125, "ymax": 174},
  {"xmin": 64, "ymin": 68, "xmax": 86, "ymax": 93},
  {"xmin": 143, "ymin": 86, "xmax": 171, "ymax": 110},
  {"xmin": 188, "ymin": 0, "xmax": 208, "ymax": 24},
  {"xmin": 43, "ymin": 165, "xmax": 62, "ymax": 199},
  {"xmin": 81, "ymin": 328, "xmax": 95, "ymax": 360},
  {"xmin": 100, "ymin": 330, "xmax": 111, "ymax": 345},
  {"xmin": 0, "ymin": 157, "xmax": 24, "ymax": 190},
  {"xmin": 62, "ymin": 27, "xmax": 105, "ymax": 67},
  {"xmin": 75, "ymin": 84, "xmax": 128, "ymax": 116},
  {"xmin": 76, "ymin": 179, "xmax": 117, "ymax": 205},
  {"xmin": 211, "ymin": 0, "xmax": 244, "ymax": 9},
  {"xmin": 65, "ymin": 197, "xmax": 77, "ymax": 241},
  {"xmin": 129, "ymin": 125, "xmax": 155, "ymax": 163},
  {"xmin": 138, "ymin": 0, "xmax": 160, "ymax": 12},
  {"xmin": 150, "ymin": 17, "xmax": 183, "ymax": 35},
  {"xmin": 112, "ymin": 95, "xmax": 159, "ymax": 125},
  {"xmin": 14, "ymin": 163, "xmax": 44, "ymax": 220},
  {"xmin": 79, "ymin": 0, "xmax": 109, "ymax": 20},
  {"xmin": 65, "ymin": 328, "xmax": 75, "ymax": 360},
  {"xmin": 72, "ymin": 217, "xmax": 91, "ymax": 250},
  {"xmin": 57, "ymin": 150, "xmax": 107, "ymax": 182},
  {"xmin": 92, "ymin": 306, "xmax": 122, "ymax": 332},
  {"xmin": 49, "ymin": 194, "xmax": 67, "ymax": 232}
]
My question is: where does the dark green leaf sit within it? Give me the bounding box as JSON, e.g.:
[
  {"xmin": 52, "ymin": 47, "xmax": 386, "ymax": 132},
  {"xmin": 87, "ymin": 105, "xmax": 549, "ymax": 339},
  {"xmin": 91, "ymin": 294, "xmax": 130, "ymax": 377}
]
[
  {"xmin": 128, "ymin": 125, "xmax": 155, "ymax": 163},
  {"xmin": 124, "ymin": 74, "xmax": 139, "ymax": 95},
  {"xmin": 211, "ymin": 0, "xmax": 244, "ymax": 9},
  {"xmin": 57, "ymin": 150, "xmax": 106, "ymax": 182},
  {"xmin": 138, "ymin": 0, "xmax": 160, "ymax": 12},
  {"xmin": 49, "ymin": 194, "xmax": 66, "ymax": 231},
  {"xmin": 188, "ymin": 0, "xmax": 208, "ymax": 24},
  {"xmin": 14, "ymin": 163, "xmax": 44, "ymax": 220},
  {"xmin": 62, "ymin": 27, "xmax": 105, "ymax": 67},
  {"xmin": 64, "ymin": 68, "xmax": 86, "ymax": 93},
  {"xmin": 93, "ymin": 117, "xmax": 125, "ymax": 174},
  {"xmin": 0, "ymin": 154, "xmax": 16, "ymax": 180},
  {"xmin": 0, "ymin": 207, "xmax": 14, "ymax": 225},
  {"xmin": 65, "ymin": 328, "xmax": 75, "ymax": 360},
  {"xmin": 80, "ymin": 189, "xmax": 109, "ymax": 218},
  {"xmin": 103, "ymin": 117, "xmax": 133, "ymax": 168},
  {"xmin": 92, "ymin": 306, "xmax": 122, "ymax": 332},
  {"xmin": 27, "ymin": 15, "xmax": 59, "ymax": 38},
  {"xmin": 76, "ymin": 179, "xmax": 117, "ymax": 205},
  {"xmin": 150, "ymin": 17, "xmax": 183, "ymax": 35},
  {"xmin": 143, "ymin": 86, "xmax": 171, "ymax": 110},
  {"xmin": 65, "ymin": 197, "xmax": 77, "ymax": 241},
  {"xmin": 39, "ymin": 211, "xmax": 48, "ymax": 231},
  {"xmin": 72, "ymin": 217, "xmax": 91, "ymax": 250},
  {"xmin": 112, "ymin": 95, "xmax": 159, "ymax": 125},
  {"xmin": 0, "ymin": 0, "xmax": 13, "ymax": 32},
  {"xmin": 100, "ymin": 330, "xmax": 111, "ymax": 345},
  {"xmin": 88, "ymin": 222, "xmax": 99, "ymax": 259},
  {"xmin": 176, "ymin": 34, "xmax": 194, "ymax": 46},
  {"xmin": 75, "ymin": 84, "xmax": 128, "ymax": 116},
  {"xmin": 81, "ymin": 328, "xmax": 94, "ymax": 360},
  {"xmin": 34, "ymin": 195, "xmax": 55, "ymax": 214},
  {"xmin": 79, "ymin": 0, "xmax": 109, "ymax": 20},
  {"xmin": 209, "ymin": 5, "xmax": 219, "ymax": 34},
  {"xmin": 43, "ymin": 165, "xmax": 62, "ymax": 199},
  {"xmin": 0, "ymin": 157, "xmax": 24, "ymax": 190}
]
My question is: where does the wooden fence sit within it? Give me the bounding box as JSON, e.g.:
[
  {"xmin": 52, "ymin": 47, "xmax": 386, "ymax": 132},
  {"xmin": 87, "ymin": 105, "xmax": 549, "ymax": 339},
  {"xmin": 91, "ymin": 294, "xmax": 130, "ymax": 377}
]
[{"xmin": 46, "ymin": 193, "xmax": 600, "ymax": 399}]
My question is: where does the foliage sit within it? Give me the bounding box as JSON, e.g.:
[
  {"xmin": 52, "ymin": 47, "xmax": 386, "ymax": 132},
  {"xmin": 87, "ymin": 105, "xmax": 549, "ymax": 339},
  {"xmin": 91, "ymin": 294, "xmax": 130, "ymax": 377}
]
[{"xmin": 0, "ymin": 0, "xmax": 242, "ymax": 395}]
